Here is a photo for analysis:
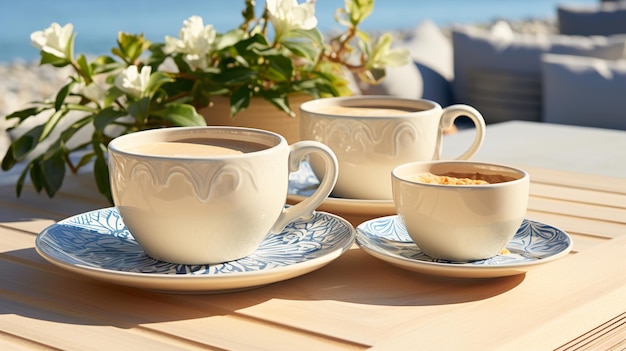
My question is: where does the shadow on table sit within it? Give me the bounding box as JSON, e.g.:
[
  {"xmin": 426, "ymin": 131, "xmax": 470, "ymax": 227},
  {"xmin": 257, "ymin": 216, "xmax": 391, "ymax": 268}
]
[
  {"xmin": 0, "ymin": 246, "xmax": 523, "ymax": 327},
  {"xmin": 253, "ymin": 247, "xmax": 525, "ymax": 306},
  {"xmin": 0, "ymin": 247, "xmax": 267, "ymax": 327}
]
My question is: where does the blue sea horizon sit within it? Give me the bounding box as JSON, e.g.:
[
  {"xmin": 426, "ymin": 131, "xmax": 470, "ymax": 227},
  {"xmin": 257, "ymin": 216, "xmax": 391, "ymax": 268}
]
[{"xmin": 1, "ymin": 0, "xmax": 596, "ymax": 63}]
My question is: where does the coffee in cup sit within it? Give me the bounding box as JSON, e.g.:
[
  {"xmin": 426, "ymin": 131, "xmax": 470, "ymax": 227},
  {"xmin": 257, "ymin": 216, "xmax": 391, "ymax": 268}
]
[{"xmin": 108, "ymin": 126, "xmax": 338, "ymax": 265}]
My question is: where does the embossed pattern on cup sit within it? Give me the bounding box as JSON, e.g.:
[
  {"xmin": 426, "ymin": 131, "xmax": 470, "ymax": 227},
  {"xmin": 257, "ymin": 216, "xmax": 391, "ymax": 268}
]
[{"xmin": 111, "ymin": 157, "xmax": 260, "ymax": 202}]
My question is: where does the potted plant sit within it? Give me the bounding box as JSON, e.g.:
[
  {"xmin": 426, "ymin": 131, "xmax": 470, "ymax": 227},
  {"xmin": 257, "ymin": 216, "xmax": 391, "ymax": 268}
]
[{"xmin": 1, "ymin": 0, "xmax": 409, "ymax": 203}]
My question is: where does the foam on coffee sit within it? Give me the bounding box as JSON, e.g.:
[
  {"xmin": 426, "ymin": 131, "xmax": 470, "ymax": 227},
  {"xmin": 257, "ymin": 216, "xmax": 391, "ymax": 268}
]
[
  {"xmin": 408, "ymin": 172, "xmax": 516, "ymax": 185},
  {"xmin": 316, "ymin": 105, "xmax": 419, "ymax": 116},
  {"xmin": 127, "ymin": 138, "xmax": 268, "ymax": 157}
]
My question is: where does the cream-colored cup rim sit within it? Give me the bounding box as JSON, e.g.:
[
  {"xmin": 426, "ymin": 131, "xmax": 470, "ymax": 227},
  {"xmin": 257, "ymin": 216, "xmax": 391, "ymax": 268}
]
[
  {"xmin": 392, "ymin": 160, "xmax": 529, "ymax": 188},
  {"xmin": 300, "ymin": 96, "xmax": 441, "ymax": 118},
  {"xmin": 108, "ymin": 126, "xmax": 285, "ymax": 160}
]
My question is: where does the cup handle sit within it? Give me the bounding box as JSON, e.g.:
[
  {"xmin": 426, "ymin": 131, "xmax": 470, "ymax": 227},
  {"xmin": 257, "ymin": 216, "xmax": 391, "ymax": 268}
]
[
  {"xmin": 434, "ymin": 104, "xmax": 486, "ymax": 160},
  {"xmin": 269, "ymin": 141, "xmax": 338, "ymax": 234}
]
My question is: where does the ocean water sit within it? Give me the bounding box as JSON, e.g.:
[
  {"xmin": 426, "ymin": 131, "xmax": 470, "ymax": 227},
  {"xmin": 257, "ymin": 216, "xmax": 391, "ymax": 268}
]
[{"xmin": 0, "ymin": 0, "xmax": 596, "ymax": 63}]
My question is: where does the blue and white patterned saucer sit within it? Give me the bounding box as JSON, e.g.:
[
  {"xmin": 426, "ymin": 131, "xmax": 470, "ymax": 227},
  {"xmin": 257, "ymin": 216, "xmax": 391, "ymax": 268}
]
[
  {"xmin": 288, "ymin": 160, "xmax": 395, "ymax": 218},
  {"xmin": 36, "ymin": 207, "xmax": 355, "ymax": 293},
  {"xmin": 356, "ymin": 216, "xmax": 573, "ymax": 279}
]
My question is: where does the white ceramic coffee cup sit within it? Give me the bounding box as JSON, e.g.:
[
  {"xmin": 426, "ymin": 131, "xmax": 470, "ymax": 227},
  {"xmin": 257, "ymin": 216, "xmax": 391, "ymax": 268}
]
[
  {"xmin": 392, "ymin": 161, "xmax": 529, "ymax": 261},
  {"xmin": 300, "ymin": 96, "xmax": 486, "ymax": 200},
  {"xmin": 108, "ymin": 126, "xmax": 338, "ymax": 265}
]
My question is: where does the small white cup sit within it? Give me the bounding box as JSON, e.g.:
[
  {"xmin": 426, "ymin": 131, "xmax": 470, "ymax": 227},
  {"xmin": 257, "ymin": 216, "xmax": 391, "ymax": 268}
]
[
  {"xmin": 300, "ymin": 96, "xmax": 486, "ymax": 200},
  {"xmin": 392, "ymin": 161, "xmax": 529, "ymax": 261},
  {"xmin": 108, "ymin": 126, "xmax": 338, "ymax": 265}
]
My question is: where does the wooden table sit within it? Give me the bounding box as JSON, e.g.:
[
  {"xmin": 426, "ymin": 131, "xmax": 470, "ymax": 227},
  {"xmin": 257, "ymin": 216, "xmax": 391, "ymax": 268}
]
[{"xmin": 0, "ymin": 121, "xmax": 625, "ymax": 350}]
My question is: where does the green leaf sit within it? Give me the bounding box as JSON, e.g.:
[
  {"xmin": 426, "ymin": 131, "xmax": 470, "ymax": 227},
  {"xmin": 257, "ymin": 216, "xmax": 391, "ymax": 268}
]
[
  {"xmin": 93, "ymin": 107, "xmax": 128, "ymax": 132},
  {"xmin": 285, "ymin": 28, "xmax": 324, "ymax": 48},
  {"xmin": 171, "ymin": 54, "xmax": 194, "ymax": 74},
  {"xmin": 58, "ymin": 115, "xmax": 93, "ymax": 143},
  {"xmin": 333, "ymin": 8, "xmax": 352, "ymax": 28},
  {"xmin": 29, "ymin": 158, "xmax": 44, "ymax": 193},
  {"xmin": 259, "ymin": 90, "xmax": 292, "ymax": 117},
  {"xmin": 359, "ymin": 68, "xmax": 386, "ymax": 84},
  {"xmin": 40, "ymin": 148, "xmax": 66, "ymax": 197},
  {"xmin": 64, "ymin": 103, "xmax": 100, "ymax": 113},
  {"xmin": 76, "ymin": 152, "xmax": 96, "ymax": 169},
  {"xmin": 346, "ymin": 0, "xmax": 374, "ymax": 24},
  {"xmin": 151, "ymin": 103, "xmax": 207, "ymax": 127},
  {"xmin": 146, "ymin": 43, "xmax": 168, "ymax": 68},
  {"xmin": 54, "ymin": 82, "xmax": 73, "ymax": 111},
  {"xmin": 76, "ymin": 54, "xmax": 92, "ymax": 83},
  {"xmin": 93, "ymin": 142, "xmax": 113, "ymax": 204},
  {"xmin": 92, "ymin": 55, "xmax": 124, "ymax": 75},
  {"xmin": 11, "ymin": 125, "xmax": 44, "ymax": 161},
  {"xmin": 236, "ymin": 33, "xmax": 269, "ymax": 48},
  {"xmin": 40, "ymin": 109, "xmax": 68, "ymax": 142},
  {"xmin": 212, "ymin": 66, "xmax": 257, "ymax": 85},
  {"xmin": 263, "ymin": 55, "xmax": 293, "ymax": 82},
  {"xmin": 127, "ymin": 97, "xmax": 151, "ymax": 123},
  {"xmin": 1, "ymin": 145, "xmax": 17, "ymax": 171},
  {"xmin": 230, "ymin": 86, "xmax": 252, "ymax": 117},
  {"xmin": 104, "ymin": 87, "xmax": 125, "ymax": 107},
  {"xmin": 15, "ymin": 162, "xmax": 33, "ymax": 197},
  {"xmin": 39, "ymin": 51, "xmax": 70, "ymax": 67},
  {"xmin": 5, "ymin": 106, "xmax": 49, "ymax": 124},
  {"xmin": 66, "ymin": 32, "xmax": 76, "ymax": 62},
  {"xmin": 247, "ymin": 42, "xmax": 282, "ymax": 57},
  {"xmin": 145, "ymin": 71, "xmax": 174, "ymax": 96},
  {"xmin": 281, "ymin": 40, "xmax": 319, "ymax": 61},
  {"xmin": 114, "ymin": 32, "xmax": 151, "ymax": 63},
  {"xmin": 356, "ymin": 29, "xmax": 371, "ymax": 49},
  {"xmin": 215, "ymin": 29, "xmax": 246, "ymax": 51}
]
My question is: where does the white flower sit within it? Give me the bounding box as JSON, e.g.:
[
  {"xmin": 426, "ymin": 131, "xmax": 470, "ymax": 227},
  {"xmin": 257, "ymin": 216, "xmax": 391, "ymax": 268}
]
[
  {"xmin": 114, "ymin": 65, "xmax": 151, "ymax": 99},
  {"xmin": 30, "ymin": 23, "xmax": 74, "ymax": 59},
  {"xmin": 267, "ymin": 0, "xmax": 318, "ymax": 39},
  {"xmin": 164, "ymin": 16, "xmax": 216, "ymax": 70},
  {"xmin": 367, "ymin": 33, "xmax": 410, "ymax": 69}
]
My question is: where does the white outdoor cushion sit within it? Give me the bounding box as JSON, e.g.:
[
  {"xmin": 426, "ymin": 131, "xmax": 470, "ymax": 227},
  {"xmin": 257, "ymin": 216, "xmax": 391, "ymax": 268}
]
[
  {"xmin": 558, "ymin": 2, "xmax": 626, "ymax": 36},
  {"xmin": 360, "ymin": 20, "xmax": 453, "ymax": 106},
  {"xmin": 452, "ymin": 26, "xmax": 626, "ymax": 123},
  {"xmin": 541, "ymin": 53, "xmax": 626, "ymax": 130},
  {"xmin": 357, "ymin": 62, "xmax": 423, "ymax": 99}
]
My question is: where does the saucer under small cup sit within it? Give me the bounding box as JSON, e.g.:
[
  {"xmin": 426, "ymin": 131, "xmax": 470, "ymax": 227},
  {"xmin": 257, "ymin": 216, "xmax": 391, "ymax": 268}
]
[{"xmin": 355, "ymin": 215, "xmax": 573, "ymax": 279}]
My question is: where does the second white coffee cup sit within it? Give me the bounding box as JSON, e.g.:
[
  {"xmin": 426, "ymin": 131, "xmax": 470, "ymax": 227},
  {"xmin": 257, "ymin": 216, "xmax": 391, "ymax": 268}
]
[{"xmin": 300, "ymin": 96, "xmax": 486, "ymax": 200}]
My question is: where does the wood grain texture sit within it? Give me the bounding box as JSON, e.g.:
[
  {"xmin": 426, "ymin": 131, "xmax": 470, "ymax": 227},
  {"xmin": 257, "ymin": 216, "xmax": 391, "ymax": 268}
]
[{"xmin": 0, "ymin": 158, "xmax": 625, "ymax": 350}]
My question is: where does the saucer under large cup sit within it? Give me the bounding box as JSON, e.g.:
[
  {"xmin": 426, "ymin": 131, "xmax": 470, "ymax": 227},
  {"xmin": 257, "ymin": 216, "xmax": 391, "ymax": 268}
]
[
  {"xmin": 35, "ymin": 207, "xmax": 355, "ymax": 293},
  {"xmin": 355, "ymin": 215, "xmax": 573, "ymax": 279},
  {"xmin": 287, "ymin": 160, "xmax": 396, "ymax": 225}
]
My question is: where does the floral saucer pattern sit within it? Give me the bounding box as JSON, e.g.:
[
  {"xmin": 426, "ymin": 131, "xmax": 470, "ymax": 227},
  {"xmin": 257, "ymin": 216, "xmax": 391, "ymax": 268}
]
[
  {"xmin": 288, "ymin": 160, "xmax": 396, "ymax": 219},
  {"xmin": 356, "ymin": 215, "xmax": 573, "ymax": 279},
  {"xmin": 36, "ymin": 207, "xmax": 355, "ymax": 293}
]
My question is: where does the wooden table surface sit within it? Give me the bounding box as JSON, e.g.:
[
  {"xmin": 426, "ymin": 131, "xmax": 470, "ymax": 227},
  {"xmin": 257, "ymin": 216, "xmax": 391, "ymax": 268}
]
[{"xmin": 0, "ymin": 122, "xmax": 625, "ymax": 350}]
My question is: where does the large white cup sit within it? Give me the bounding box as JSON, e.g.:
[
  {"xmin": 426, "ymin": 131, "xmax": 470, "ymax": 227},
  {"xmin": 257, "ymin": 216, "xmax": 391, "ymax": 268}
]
[
  {"xmin": 300, "ymin": 96, "xmax": 486, "ymax": 200},
  {"xmin": 108, "ymin": 126, "xmax": 338, "ymax": 265}
]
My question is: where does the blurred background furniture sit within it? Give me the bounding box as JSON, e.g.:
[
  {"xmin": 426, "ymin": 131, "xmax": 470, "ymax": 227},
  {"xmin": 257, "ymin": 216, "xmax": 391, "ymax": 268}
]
[{"xmin": 368, "ymin": 1, "xmax": 626, "ymax": 130}]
